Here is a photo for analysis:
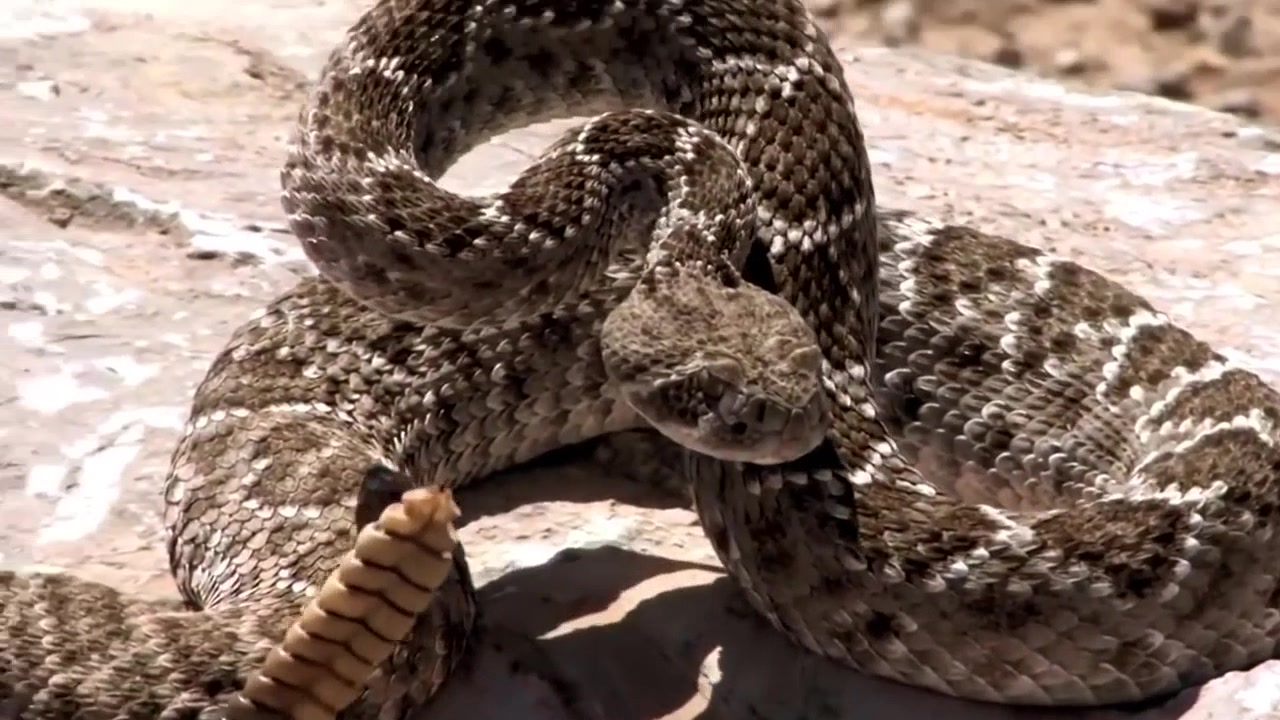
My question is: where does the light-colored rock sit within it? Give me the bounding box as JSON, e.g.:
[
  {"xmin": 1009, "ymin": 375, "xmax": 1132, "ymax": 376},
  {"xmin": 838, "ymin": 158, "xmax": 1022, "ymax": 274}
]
[{"xmin": 3, "ymin": 1, "xmax": 1280, "ymax": 718}]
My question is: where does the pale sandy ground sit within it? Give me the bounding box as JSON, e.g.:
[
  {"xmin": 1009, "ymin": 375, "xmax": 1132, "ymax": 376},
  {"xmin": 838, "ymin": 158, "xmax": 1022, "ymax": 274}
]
[{"xmin": 3, "ymin": 1, "xmax": 1280, "ymax": 718}]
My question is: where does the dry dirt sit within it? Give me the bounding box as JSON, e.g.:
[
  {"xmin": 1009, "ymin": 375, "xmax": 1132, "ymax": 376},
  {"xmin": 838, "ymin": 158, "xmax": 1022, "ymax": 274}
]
[
  {"xmin": 3, "ymin": 1, "xmax": 1280, "ymax": 719},
  {"xmin": 817, "ymin": 0, "xmax": 1280, "ymax": 123}
]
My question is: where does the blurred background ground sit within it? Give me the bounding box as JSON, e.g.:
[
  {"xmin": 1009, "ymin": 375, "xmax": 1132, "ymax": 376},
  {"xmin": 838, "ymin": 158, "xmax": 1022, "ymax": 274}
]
[{"xmin": 813, "ymin": 0, "xmax": 1280, "ymax": 122}]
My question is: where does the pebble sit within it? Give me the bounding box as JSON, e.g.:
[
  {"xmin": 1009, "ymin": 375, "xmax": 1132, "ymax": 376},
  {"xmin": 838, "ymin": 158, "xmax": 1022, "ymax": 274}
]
[
  {"xmin": 807, "ymin": 0, "xmax": 841, "ymax": 18},
  {"xmin": 1145, "ymin": 0, "xmax": 1201, "ymax": 31},
  {"xmin": 1199, "ymin": 3, "xmax": 1256, "ymax": 58},
  {"xmin": 15, "ymin": 79, "xmax": 58, "ymax": 101},
  {"xmin": 1206, "ymin": 88, "xmax": 1262, "ymax": 117},
  {"xmin": 1052, "ymin": 48, "xmax": 1091, "ymax": 76},
  {"xmin": 880, "ymin": 0, "xmax": 921, "ymax": 47},
  {"xmin": 1145, "ymin": 64, "xmax": 1196, "ymax": 101},
  {"xmin": 991, "ymin": 36, "xmax": 1025, "ymax": 70}
]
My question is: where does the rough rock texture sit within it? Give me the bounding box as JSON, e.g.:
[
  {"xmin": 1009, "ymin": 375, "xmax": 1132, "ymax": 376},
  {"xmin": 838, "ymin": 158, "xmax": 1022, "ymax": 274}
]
[
  {"xmin": 814, "ymin": 0, "xmax": 1280, "ymax": 123},
  {"xmin": 3, "ymin": 1, "xmax": 1280, "ymax": 718}
]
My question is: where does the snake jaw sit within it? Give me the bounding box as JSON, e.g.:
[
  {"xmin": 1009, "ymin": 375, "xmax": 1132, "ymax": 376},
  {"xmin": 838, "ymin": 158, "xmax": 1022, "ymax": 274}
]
[
  {"xmin": 621, "ymin": 365, "xmax": 830, "ymax": 465},
  {"xmin": 707, "ymin": 385, "xmax": 830, "ymax": 464}
]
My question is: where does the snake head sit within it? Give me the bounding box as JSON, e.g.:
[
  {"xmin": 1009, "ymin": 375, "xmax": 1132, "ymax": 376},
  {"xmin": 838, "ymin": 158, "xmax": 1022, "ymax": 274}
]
[{"xmin": 601, "ymin": 265, "xmax": 831, "ymax": 465}]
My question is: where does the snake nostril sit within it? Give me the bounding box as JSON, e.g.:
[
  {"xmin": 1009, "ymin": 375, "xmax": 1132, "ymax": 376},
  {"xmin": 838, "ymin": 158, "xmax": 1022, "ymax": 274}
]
[{"xmin": 730, "ymin": 420, "xmax": 749, "ymax": 436}]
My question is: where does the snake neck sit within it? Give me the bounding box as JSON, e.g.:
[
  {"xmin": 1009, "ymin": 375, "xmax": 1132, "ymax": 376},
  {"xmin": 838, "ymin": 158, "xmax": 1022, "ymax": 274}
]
[{"xmin": 162, "ymin": 277, "xmax": 645, "ymax": 608}]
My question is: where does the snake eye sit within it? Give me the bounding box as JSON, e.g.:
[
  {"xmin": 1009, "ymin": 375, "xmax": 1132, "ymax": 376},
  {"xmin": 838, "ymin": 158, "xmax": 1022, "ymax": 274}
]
[
  {"xmin": 702, "ymin": 355, "xmax": 745, "ymax": 386},
  {"xmin": 787, "ymin": 345, "xmax": 824, "ymax": 376}
]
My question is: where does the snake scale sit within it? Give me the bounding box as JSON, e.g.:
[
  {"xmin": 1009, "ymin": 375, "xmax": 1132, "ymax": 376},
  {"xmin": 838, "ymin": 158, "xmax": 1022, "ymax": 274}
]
[{"xmin": 3, "ymin": 0, "xmax": 1280, "ymax": 716}]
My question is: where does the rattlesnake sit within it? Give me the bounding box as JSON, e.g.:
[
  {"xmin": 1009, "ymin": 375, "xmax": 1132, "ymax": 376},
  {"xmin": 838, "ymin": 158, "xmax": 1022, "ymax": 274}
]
[{"xmin": 3, "ymin": 0, "xmax": 1280, "ymax": 717}]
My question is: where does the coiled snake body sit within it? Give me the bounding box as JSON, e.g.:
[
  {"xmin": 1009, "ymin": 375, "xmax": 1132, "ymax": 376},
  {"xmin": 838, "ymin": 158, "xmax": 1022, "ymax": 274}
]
[{"xmin": 3, "ymin": 0, "xmax": 1280, "ymax": 716}]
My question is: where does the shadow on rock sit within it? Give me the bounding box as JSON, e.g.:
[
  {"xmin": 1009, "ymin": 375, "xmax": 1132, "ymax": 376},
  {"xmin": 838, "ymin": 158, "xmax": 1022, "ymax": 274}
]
[{"xmin": 416, "ymin": 542, "xmax": 1193, "ymax": 720}]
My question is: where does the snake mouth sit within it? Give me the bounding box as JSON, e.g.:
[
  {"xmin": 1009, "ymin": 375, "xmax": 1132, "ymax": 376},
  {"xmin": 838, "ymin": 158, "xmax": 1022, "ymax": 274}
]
[{"xmin": 622, "ymin": 375, "xmax": 831, "ymax": 465}]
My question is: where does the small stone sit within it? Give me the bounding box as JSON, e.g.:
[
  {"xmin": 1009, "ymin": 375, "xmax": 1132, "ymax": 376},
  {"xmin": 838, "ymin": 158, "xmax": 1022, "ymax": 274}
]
[
  {"xmin": 186, "ymin": 247, "xmax": 223, "ymax": 260},
  {"xmin": 1131, "ymin": 64, "xmax": 1195, "ymax": 101},
  {"xmin": 1229, "ymin": 126, "xmax": 1280, "ymax": 151},
  {"xmin": 1206, "ymin": 89, "xmax": 1261, "ymax": 118},
  {"xmin": 46, "ymin": 207, "xmax": 73, "ymax": 229},
  {"xmin": 991, "ymin": 36, "xmax": 1024, "ymax": 69},
  {"xmin": 1051, "ymin": 48, "xmax": 1090, "ymax": 76},
  {"xmin": 16, "ymin": 80, "xmax": 60, "ymax": 101},
  {"xmin": 807, "ymin": 0, "xmax": 842, "ymax": 18},
  {"xmin": 1199, "ymin": 2, "xmax": 1255, "ymax": 58},
  {"xmin": 880, "ymin": 0, "xmax": 921, "ymax": 47},
  {"xmin": 1145, "ymin": 0, "xmax": 1200, "ymax": 31}
]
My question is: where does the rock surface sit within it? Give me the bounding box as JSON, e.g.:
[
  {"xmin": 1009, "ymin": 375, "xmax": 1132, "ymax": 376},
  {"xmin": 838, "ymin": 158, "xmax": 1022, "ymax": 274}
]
[{"xmin": 3, "ymin": 1, "xmax": 1280, "ymax": 718}]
